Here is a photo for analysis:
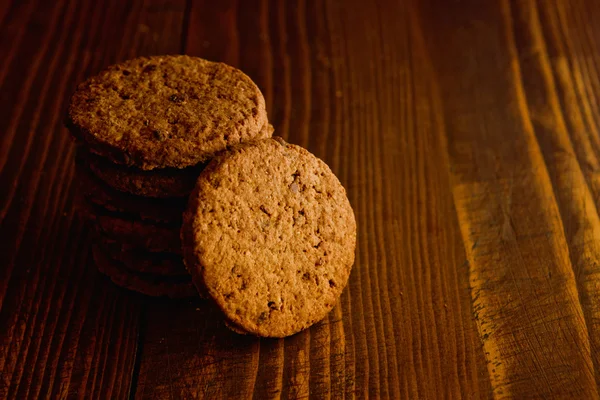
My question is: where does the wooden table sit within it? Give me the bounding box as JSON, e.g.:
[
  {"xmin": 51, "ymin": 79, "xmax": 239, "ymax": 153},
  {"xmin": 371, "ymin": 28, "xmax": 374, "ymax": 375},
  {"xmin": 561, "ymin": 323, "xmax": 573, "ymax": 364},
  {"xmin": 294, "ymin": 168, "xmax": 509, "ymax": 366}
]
[{"xmin": 3, "ymin": 0, "xmax": 600, "ymax": 398}]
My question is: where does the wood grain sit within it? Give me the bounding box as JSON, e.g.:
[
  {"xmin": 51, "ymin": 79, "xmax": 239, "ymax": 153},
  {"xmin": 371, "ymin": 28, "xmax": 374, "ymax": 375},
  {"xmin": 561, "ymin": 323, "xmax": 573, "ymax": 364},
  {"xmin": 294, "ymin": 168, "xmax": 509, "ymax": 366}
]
[
  {"xmin": 419, "ymin": 0, "xmax": 600, "ymax": 397},
  {"xmin": 0, "ymin": 0, "xmax": 184, "ymax": 398},
  {"xmin": 133, "ymin": 0, "xmax": 489, "ymax": 398},
  {"xmin": 3, "ymin": 0, "xmax": 600, "ymax": 398}
]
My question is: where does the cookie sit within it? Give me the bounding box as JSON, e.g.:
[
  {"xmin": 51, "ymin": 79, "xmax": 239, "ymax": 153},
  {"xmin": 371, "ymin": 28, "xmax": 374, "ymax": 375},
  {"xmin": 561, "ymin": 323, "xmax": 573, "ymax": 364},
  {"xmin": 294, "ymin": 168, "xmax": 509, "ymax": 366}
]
[
  {"xmin": 76, "ymin": 162, "xmax": 186, "ymax": 223},
  {"xmin": 67, "ymin": 55, "xmax": 270, "ymax": 170},
  {"xmin": 94, "ymin": 213, "xmax": 182, "ymax": 254},
  {"xmin": 93, "ymin": 246, "xmax": 196, "ymax": 298},
  {"xmin": 182, "ymin": 137, "xmax": 356, "ymax": 337},
  {"xmin": 82, "ymin": 123, "xmax": 274, "ymax": 198},
  {"xmin": 100, "ymin": 238, "xmax": 187, "ymax": 276},
  {"xmin": 85, "ymin": 150, "xmax": 201, "ymax": 198}
]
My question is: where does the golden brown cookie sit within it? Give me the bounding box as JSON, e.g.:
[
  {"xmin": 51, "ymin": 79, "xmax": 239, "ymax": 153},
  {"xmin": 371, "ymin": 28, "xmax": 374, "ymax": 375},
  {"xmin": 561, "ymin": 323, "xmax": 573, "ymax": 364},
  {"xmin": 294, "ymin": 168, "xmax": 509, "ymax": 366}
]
[
  {"xmin": 182, "ymin": 137, "xmax": 356, "ymax": 337},
  {"xmin": 67, "ymin": 55, "xmax": 270, "ymax": 170},
  {"xmin": 99, "ymin": 238, "xmax": 187, "ymax": 276},
  {"xmin": 76, "ymin": 162, "xmax": 186, "ymax": 223},
  {"xmin": 93, "ymin": 246, "xmax": 196, "ymax": 298}
]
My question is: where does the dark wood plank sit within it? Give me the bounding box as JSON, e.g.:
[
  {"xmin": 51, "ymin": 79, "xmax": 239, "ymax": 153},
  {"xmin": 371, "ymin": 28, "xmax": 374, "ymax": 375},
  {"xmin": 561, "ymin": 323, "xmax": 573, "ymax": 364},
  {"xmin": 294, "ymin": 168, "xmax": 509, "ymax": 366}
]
[
  {"xmin": 0, "ymin": 0, "xmax": 187, "ymax": 398},
  {"xmin": 516, "ymin": 0, "xmax": 600, "ymax": 386},
  {"xmin": 5, "ymin": 0, "xmax": 600, "ymax": 398},
  {"xmin": 133, "ymin": 1, "xmax": 490, "ymax": 398},
  {"xmin": 418, "ymin": 0, "xmax": 600, "ymax": 397}
]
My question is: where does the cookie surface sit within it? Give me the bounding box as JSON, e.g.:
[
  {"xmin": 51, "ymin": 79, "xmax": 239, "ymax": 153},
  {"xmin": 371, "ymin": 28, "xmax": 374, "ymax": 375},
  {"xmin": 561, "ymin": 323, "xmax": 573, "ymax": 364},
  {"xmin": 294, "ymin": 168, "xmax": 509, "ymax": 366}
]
[
  {"xmin": 182, "ymin": 137, "xmax": 356, "ymax": 337},
  {"xmin": 67, "ymin": 55, "xmax": 269, "ymax": 170},
  {"xmin": 77, "ymin": 162, "xmax": 186, "ymax": 222},
  {"xmin": 93, "ymin": 246, "xmax": 196, "ymax": 298}
]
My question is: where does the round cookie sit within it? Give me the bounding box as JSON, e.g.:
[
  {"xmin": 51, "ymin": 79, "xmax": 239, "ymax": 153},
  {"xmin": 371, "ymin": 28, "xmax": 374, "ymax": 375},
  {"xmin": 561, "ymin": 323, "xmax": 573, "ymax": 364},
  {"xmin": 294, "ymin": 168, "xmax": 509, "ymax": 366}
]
[
  {"xmin": 94, "ymin": 213, "xmax": 182, "ymax": 254},
  {"xmin": 100, "ymin": 238, "xmax": 187, "ymax": 276},
  {"xmin": 85, "ymin": 151, "xmax": 201, "ymax": 198},
  {"xmin": 76, "ymin": 162, "xmax": 186, "ymax": 223},
  {"xmin": 93, "ymin": 246, "xmax": 196, "ymax": 298},
  {"xmin": 182, "ymin": 137, "xmax": 356, "ymax": 337},
  {"xmin": 67, "ymin": 55, "xmax": 270, "ymax": 170}
]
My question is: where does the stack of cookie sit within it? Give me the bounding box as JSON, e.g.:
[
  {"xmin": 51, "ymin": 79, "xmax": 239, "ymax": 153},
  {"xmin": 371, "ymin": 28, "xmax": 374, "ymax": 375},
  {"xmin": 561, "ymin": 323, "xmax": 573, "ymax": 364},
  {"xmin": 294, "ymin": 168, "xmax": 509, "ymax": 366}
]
[
  {"xmin": 67, "ymin": 55, "xmax": 272, "ymax": 298},
  {"xmin": 67, "ymin": 55, "xmax": 357, "ymax": 337}
]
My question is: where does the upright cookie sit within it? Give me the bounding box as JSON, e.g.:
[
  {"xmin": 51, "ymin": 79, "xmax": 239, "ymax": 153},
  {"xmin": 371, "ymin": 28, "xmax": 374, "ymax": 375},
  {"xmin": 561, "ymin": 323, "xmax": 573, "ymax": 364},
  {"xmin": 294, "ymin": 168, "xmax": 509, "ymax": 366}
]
[
  {"xmin": 67, "ymin": 55, "xmax": 270, "ymax": 170},
  {"xmin": 182, "ymin": 137, "xmax": 356, "ymax": 337}
]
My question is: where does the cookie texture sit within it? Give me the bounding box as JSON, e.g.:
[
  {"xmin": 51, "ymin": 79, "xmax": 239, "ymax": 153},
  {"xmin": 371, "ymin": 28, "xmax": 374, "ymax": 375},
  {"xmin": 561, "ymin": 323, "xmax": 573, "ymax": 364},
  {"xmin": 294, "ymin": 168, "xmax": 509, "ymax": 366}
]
[
  {"xmin": 77, "ymin": 162, "xmax": 186, "ymax": 223},
  {"xmin": 93, "ymin": 246, "xmax": 196, "ymax": 298},
  {"xmin": 182, "ymin": 137, "xmax": 356, "ymax": 337},
  {"xmin": 67, "ymin": 55, "xmax": 269, "ymax": 170},
  {"xmin": 85, "ymin": 150, "xmax": 201, "ymax": 198},
  {"xmin": 100, "ymin": 238, "xmax": 187, "ymax": 276}
]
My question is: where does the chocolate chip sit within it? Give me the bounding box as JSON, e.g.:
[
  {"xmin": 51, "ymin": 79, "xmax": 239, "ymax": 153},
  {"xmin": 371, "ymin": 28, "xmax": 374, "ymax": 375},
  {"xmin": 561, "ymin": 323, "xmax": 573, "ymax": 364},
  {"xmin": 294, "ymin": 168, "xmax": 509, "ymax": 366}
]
[
  {"xmin": 153, "ymin": 130, "xmax": 165, "ymax": 140},
  {"xmin": 259, "ymin": 205, "xmax": 271, "ymax": 216},
  {"xmin": 169, "ymin": 94, "xmax": 184, "ymax": 103},
  {"xmin": 257, "ymin": 312, "xmax": 268, "ymax": 324}
]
